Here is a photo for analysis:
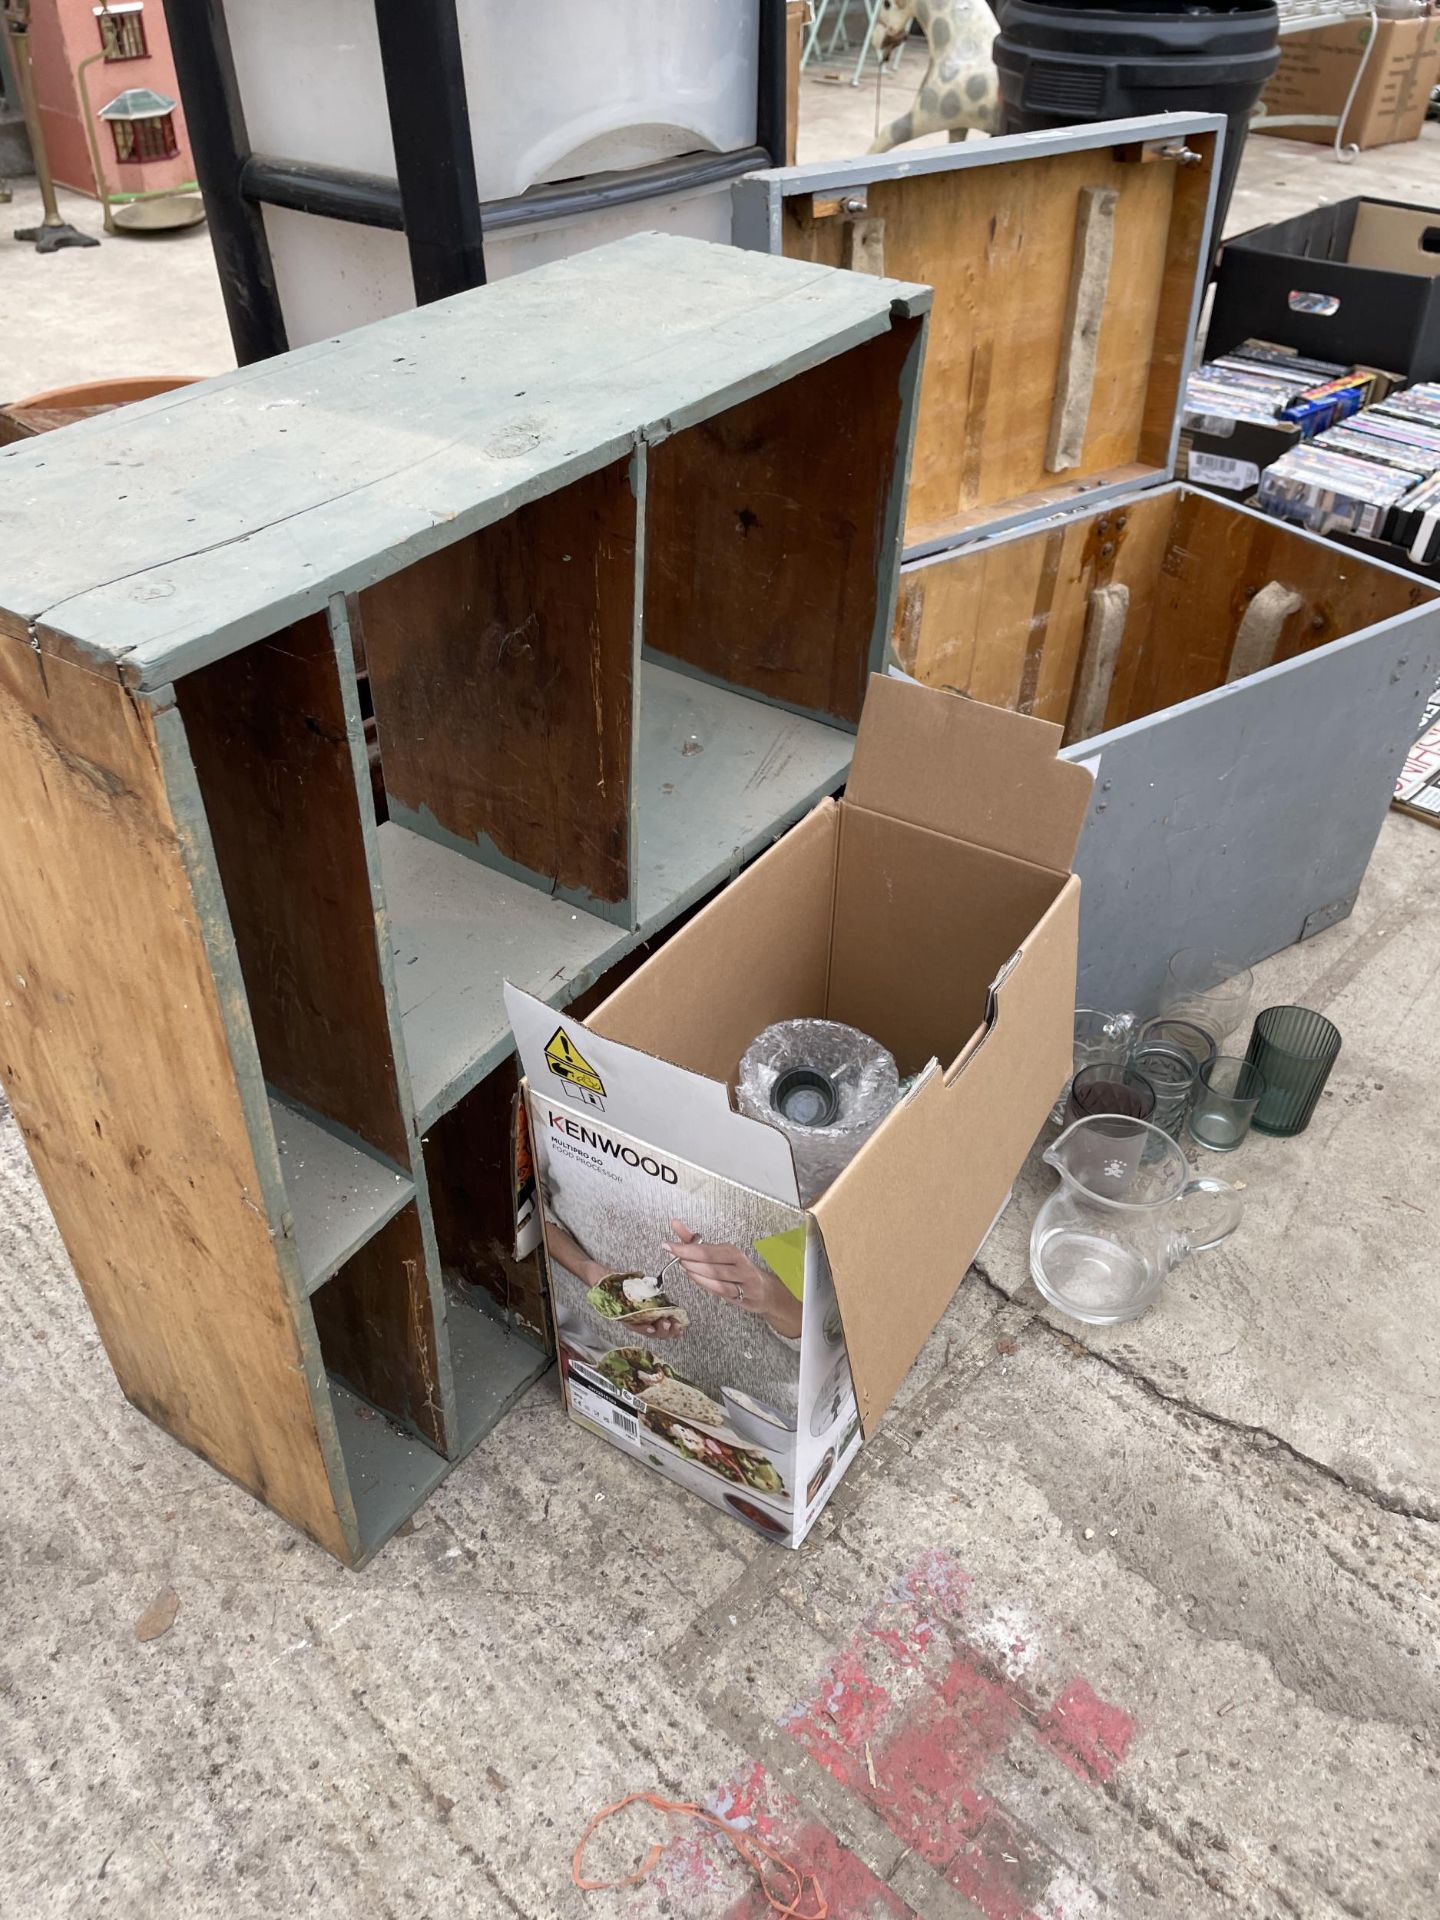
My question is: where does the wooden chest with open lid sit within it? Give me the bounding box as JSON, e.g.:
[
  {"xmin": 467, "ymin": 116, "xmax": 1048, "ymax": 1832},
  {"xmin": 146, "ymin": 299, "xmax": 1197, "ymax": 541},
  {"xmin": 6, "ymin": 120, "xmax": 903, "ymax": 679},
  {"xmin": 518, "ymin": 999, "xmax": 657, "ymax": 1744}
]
[{"xmin": 734, "ymin": 115, "xmax": 1440, "ymax": 1009}]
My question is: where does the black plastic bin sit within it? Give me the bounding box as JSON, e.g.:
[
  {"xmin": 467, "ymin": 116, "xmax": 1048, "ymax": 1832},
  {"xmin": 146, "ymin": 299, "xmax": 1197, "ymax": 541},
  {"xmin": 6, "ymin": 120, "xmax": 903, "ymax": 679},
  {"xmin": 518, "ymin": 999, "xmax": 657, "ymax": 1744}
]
[
  {"xmin": 993, "ymin": 0, "xmax": 1279, "ymax": 256},
  {"xmin": 1207, "ymin": 198, "xmax": 1440, "ymax": 384}
]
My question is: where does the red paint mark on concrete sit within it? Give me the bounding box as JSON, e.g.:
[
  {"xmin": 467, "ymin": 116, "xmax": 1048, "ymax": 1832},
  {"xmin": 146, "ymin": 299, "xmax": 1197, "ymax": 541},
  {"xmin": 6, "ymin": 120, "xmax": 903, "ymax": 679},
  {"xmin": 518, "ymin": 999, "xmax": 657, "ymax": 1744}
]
[
  {"xmin": 864, "ymin": 1620, "xmax": 933, "ymax": 1670},
  {"xmin": 710, "ymin": 1757, "xmax": 769, "ymax": 1823},
  {"xmin": 642, "ymin": 1763, "xmax": 916, "ymax": 1920},
  {"xmin": 721, "ymin": 1814, "xmax": 916, "ymax": 1920},
  {"xmin": 779, "ymin": 1553, "xmax": 1138, "ymax": 1920},
  {"xmin": 782, "ymin": 1645, "xmax": 894, "ymax": 1789},
  {"xmin": 862, "ymin": 1657, "xmax": 1008, "ymax": 1864},
  {"xmin": 1035, "ymin": 1678, "xmax": 1136, "ymax": 1785}
]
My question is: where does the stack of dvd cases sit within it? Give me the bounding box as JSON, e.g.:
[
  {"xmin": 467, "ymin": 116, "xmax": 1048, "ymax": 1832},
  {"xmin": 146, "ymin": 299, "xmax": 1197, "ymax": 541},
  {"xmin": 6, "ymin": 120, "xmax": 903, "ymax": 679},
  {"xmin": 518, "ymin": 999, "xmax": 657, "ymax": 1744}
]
[
  {"xmin": 1394, "ymin": 680, "xmax": 1440, "ymax": 825},
  {"xmin": 1184, "ymin": 340, "xmax": 1379, "ymax": 440},
  {"xmin": 1257, "ymin": 382, "xmax": 1440, "ymax": 560}
]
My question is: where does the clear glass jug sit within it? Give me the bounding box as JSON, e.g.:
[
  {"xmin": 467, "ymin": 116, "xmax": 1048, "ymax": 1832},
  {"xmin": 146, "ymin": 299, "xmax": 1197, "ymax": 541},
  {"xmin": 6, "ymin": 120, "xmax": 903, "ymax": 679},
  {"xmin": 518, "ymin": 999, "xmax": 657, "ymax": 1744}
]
[{"xmin": 1031, "ymin": 1116, "xmax": 1243, "ymax": 1324}]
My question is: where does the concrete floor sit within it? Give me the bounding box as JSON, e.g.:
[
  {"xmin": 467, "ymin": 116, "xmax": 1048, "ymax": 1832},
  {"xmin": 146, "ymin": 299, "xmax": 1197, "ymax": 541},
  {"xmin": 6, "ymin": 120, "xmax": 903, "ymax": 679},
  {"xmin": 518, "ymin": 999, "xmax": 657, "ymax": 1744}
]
[
  {"xmin": 3, "ymin": 816, "xmax": 1437, "ymax": 1920},
  {"xmin": 3, "ymin": 61, "xmax": 1440, "ymax": 1920},
  {"xmin": 0, "ymin": 177, "xmax": 234, "ymax": 396}
]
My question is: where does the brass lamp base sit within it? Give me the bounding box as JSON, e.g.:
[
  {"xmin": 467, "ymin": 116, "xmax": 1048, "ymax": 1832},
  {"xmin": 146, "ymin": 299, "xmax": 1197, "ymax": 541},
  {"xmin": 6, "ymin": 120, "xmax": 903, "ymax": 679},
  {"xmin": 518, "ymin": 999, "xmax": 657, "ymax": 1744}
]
[{"xmin": 14, "ymin": 220, "xmax": 100, "ymax": 252}]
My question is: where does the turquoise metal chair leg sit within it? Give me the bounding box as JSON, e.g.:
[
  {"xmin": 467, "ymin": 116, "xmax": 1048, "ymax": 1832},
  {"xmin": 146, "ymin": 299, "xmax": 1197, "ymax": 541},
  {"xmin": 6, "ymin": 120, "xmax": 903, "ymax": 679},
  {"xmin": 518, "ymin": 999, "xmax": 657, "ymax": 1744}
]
[
  {"xmin": 849, "ymin": 0, "xmax": 887, "ymax": 86},
  {"xmin": 802, "ymin": 0, "xmax": 833, "ymax": 67}
]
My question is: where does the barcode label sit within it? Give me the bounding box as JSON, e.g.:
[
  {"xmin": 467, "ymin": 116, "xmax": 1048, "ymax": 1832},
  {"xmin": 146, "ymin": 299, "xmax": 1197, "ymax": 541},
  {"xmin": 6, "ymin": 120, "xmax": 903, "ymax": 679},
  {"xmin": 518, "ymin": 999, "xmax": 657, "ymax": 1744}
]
[
  {"xmin": 1187, "ymin": 450, "xmax": 1260, "ymax": 492},
  {"xmin": 569, "ymin": 1379, "xmax": 640, "ymax": 1443},
  {"xmin": 570, "ymin": 1359, "xmax": 642, "ymax": 1411},
  {"xmin": 1184, "ymin": 412, "xmax": 1236, "ymax": 438}
]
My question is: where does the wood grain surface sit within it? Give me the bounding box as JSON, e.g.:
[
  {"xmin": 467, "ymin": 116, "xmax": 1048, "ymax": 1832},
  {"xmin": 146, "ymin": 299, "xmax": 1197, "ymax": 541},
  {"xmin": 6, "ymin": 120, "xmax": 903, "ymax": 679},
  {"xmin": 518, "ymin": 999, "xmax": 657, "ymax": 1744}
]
[{"xmin": 0, "ymin": 635, "xmax": 348, "ymax": 1556}]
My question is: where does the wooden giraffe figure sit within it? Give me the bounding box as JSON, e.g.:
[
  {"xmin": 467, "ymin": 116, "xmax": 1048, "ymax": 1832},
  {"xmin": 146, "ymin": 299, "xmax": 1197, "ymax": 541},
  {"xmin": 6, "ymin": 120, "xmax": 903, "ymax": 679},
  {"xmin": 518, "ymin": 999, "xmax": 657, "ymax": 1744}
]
[{"xmin": 869, "ymin": 0, "xmax": 1002, "ymax": 152}]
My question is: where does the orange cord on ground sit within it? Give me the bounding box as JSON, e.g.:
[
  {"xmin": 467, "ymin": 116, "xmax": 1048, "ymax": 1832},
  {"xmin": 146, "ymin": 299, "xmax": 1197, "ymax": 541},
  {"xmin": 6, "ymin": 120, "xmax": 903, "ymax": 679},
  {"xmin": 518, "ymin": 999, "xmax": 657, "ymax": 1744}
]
[{"xmin": 573, "ymin": 1789, "xmax": 828, "ymax": 1919}]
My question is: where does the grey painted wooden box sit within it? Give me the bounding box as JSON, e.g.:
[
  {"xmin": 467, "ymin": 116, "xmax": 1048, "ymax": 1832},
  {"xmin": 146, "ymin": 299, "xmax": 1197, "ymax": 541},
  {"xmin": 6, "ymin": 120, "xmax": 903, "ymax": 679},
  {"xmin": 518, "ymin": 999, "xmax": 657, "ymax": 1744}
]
[
  {"xmin": 0, "ymin": 234, "xmax": 928, "ymax": 1562},
  {"xmin": 734, "ymin": 117, "xmax": 1440, "ymax": 1009}
]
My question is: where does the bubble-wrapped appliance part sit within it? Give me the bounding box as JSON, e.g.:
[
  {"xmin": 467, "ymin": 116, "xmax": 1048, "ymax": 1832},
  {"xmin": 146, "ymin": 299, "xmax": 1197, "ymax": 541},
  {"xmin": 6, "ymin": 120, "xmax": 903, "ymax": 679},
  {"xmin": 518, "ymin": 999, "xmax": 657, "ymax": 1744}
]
[{"xmin": 736, "ymin": 1020, "xmax": 901, "ymax": 1204}]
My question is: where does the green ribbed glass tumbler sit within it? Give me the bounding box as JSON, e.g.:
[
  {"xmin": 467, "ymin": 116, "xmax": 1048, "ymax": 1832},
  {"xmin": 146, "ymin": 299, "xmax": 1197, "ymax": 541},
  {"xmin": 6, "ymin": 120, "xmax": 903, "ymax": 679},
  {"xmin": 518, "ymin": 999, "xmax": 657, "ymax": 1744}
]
[{"xmin": 1245, "ymin": 1006, "xmax": 1342, "ymax": 1138}]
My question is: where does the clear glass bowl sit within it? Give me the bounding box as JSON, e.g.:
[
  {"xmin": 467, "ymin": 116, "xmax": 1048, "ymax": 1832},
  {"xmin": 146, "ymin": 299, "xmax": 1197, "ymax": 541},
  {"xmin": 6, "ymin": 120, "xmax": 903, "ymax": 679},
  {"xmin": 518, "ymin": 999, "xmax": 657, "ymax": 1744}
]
[{"xmin": 1159, "ymin": 948, "xmax": 1254, "ymax": 1050}]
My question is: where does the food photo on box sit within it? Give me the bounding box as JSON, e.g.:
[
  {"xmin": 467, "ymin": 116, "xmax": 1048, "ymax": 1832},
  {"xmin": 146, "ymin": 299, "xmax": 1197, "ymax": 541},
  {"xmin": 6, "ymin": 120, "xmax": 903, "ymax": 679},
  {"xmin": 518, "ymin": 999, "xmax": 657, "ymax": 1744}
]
[{"xmin": 526, "ymin": 1090, "xmax": 859, "ymax": 1546}]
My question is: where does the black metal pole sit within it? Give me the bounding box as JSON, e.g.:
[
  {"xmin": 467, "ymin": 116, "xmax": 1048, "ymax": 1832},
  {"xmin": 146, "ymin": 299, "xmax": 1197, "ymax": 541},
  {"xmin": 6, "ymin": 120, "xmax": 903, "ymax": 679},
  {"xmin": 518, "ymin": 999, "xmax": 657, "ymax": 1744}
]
[
  {"xmin": 242, "ymin": 145, "xmax": 770, "ymax": 240},
  {"xmin": 756, "ymin": 0, "xmax": 789, "ymax": 167},
  {"xmin": 159, "ymin": 0, "xmax": 286, "ymax": 363},
  {"xmin": 241, "ymin": 156, "xmax": 405, "ymax": 231},
  {"xmin": 373, "ymin": 0, "xmax": 486, "ymax": 303}
]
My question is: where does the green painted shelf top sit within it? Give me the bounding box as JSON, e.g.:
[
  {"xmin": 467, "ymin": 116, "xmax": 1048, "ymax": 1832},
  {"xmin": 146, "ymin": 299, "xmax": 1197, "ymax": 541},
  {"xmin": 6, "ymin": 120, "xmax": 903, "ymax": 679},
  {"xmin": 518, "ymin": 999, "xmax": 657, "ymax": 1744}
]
[{"xmin": 0, "ymin": 234, "xmax": 929, "ymax": 691}]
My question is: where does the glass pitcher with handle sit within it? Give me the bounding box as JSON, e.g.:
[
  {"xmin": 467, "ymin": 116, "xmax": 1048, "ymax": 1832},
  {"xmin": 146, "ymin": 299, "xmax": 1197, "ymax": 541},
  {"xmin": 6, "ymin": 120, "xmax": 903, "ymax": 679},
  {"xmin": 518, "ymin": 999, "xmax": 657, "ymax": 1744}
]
[{"xmin": 1031, "ymin": 1115, "xmax": 1243, "ymax": 1324}]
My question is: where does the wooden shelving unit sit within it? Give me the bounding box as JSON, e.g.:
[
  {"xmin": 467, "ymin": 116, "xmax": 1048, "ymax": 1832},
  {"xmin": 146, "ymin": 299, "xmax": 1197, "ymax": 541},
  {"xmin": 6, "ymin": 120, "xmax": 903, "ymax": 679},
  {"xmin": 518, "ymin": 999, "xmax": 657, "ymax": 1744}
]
[{"xmin": 0, "ymin": 234, "xmax": 928, "ymax": 1563}]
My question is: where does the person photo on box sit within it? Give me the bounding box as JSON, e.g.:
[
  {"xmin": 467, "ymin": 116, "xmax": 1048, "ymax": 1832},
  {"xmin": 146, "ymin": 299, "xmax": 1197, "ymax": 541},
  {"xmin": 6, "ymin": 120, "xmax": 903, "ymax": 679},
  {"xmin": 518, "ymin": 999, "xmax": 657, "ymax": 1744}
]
[{"xmin": 541, "ymin": 1162, "xmax": 804, "ymax": 1418}]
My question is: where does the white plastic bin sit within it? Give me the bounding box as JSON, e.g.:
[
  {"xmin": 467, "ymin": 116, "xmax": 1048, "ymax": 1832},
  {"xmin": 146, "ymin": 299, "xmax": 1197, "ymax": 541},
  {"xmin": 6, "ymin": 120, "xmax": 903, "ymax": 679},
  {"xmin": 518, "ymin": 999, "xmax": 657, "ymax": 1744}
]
[{"xmin": 224, "ymin": 0, "xmax": 757, "ymax": 199}]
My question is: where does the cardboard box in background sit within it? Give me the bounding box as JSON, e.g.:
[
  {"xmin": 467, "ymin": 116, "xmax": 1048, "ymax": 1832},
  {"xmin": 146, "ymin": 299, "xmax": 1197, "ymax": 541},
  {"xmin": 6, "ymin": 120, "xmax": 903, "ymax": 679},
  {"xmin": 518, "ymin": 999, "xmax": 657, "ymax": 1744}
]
[
  {"xmin": 1255, "ymin": 15, "xmax": 1440, "ymax": 150},
  {"xmin": 1209, "ymin": 199, "xmax": 1440, "ymax": 384},
  {"xmin": 506, "ymin": 676, "xmax": 1090, "ymax": 1546}
]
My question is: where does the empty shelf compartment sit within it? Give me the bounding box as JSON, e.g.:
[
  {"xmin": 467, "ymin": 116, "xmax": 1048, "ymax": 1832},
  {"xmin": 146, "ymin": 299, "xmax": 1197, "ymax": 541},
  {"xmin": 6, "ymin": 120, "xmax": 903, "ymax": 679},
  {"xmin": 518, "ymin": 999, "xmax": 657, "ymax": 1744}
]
[
  {"xmin": 381, "ymin": 825, "xmax": 622, "ymax": 1129},
  {"xmin": 633, "ymin": 664, "xmax": 853, "ymax": 926},
  {"xmin": 268, "ymin": 1094, "xmax": 413, "ymax": 1294},
  {"xmin": 381, "ymin": 665, "xmax": 853, "ymax": 1128},
  {"xmin": 328, "ymin": 1381, "xmax": 453, "ymax": 1560},
  {"xmin": 446, "ymin": 1286, "xmax": 553, "ymax": 1455}
]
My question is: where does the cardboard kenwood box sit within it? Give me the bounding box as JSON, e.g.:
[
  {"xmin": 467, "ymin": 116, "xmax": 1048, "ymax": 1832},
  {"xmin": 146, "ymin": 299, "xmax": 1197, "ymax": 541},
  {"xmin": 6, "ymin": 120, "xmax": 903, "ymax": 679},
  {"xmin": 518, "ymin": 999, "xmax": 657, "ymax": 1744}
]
[
  {"xmin": 505, "ymin": 677, "xmax": 1088, "ymax": 1545},
  {"xmin": 1209, "ymin": 198, "xmax": 1440, "ymax": 387},
  {"xmin": 1254, "ymin": 15, "xmax": 1440, "ymax": 150},
  {"xmin": 735, "ymin": 118, "xmax": 1440, "ymax": 1011}
]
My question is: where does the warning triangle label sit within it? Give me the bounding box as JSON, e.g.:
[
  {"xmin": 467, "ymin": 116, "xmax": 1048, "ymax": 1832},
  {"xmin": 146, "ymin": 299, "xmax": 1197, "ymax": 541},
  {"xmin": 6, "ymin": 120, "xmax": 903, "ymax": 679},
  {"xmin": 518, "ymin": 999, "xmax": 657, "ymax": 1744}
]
[{"xmin": 544, "ymin": 1026, "xmax": 605, "ymax": 1096}]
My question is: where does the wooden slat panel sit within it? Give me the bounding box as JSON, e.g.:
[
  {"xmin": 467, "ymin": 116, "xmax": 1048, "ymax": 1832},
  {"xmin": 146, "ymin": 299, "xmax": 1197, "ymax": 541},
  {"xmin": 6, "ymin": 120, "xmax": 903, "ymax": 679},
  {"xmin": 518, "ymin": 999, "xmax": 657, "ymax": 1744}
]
[
  {"xmin": 1046, "ymin": 186, "xmax": 1119, "ymax": 473},
  {"xmin": 1028, "ymin": 521, "xmax": 1113, "ymax": 723},
  {"xmin": 0, "ymin": 635, "xmax": 348, "ymax": 1558},
  {"xmin": 176, "ymin": 613, "xmax": 409, "ymax": 1164},
  {"xmin": 1085, "ymin": 494, "xmax": 1181, "ymax": 732},
  {"xmin": 1064, "ymin": 584, "xmax": 1131, "ymax": 745},
  {"xmin": 782, "ymin": 147, "xmax": 1179, "ymax": 545},
  {"xmin": 1124, "ymin": 489, "xmax": 1428, "ymax": 724},
  {"xmin": 358, "ymin": 459, "xmax": 637, "ymax": 913},
  {"xmin": 1138, "ymin": 133, "xmax": 1220, "ymax": 461},
  {"xmin": 312, "ymin": 1203, "xmax": 447, "ymax": 1451},
  {"xmin": 894, "ymin": 489, "xmax": 1180, "ymax": 735},
  {"xmin": 644, "ymin": 322, "xmax": 919, "ymax": 726}
]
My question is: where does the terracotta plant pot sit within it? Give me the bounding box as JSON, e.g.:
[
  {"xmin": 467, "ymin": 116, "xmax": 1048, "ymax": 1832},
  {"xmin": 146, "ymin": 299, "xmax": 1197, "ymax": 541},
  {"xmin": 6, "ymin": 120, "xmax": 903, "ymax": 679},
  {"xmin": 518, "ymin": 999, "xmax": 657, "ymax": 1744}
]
[{"xmin": 0, "ymin": 375, "xmax": 197, "ymax": 443}]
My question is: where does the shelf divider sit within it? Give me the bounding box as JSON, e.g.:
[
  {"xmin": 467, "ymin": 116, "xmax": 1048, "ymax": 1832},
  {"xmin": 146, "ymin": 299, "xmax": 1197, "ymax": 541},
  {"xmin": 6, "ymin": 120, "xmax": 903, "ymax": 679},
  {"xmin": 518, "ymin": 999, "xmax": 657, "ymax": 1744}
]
[{"xmin": 270, "ymin": 1094, "xmax": 414, "ymax": 1296}]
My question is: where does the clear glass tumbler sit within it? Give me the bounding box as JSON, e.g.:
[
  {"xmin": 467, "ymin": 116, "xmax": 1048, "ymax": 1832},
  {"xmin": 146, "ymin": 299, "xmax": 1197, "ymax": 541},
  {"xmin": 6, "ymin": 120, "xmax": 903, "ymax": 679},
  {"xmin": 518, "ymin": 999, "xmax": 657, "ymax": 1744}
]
[
  {"xmin": 1065, "ymin": 1063, "xmax": 1156, "ymax": 1125},
  {"xmin": 1160, "ymin": 949, "xmax": 1255, "ymax": 1050},
  {"xmin": 1138, "ymin": 1015, "xmax": 1217, "ymax": 1076},
  {"xmin": 1245, "ymin": 1006, "xmax": 1343, "ymax": 1137},
  {"xmin": 1052, "ymin": 1008, "xmax": 1138, "ymax": 1124},
  {"xmin": 1133, "ymin": 1040, "xmax": 1199, "ymax": 1137},
  {"xmin": 1187, "ymin": 1056, "xmax": 1266, "ymax": 1153}
]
